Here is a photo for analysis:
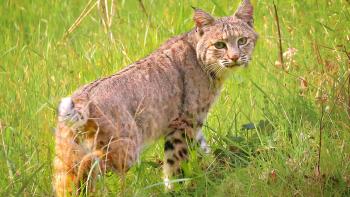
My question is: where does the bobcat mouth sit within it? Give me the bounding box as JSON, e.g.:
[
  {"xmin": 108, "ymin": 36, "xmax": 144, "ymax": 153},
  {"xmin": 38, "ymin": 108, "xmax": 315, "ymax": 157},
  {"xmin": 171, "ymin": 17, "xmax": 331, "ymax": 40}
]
[
  {"xmin": 219, "ymin": 60, "xmax": 243, "ymax": 68},
  {"xmin": 225, "ymin": 63, "xmax": 241, "ymax": 68},
  {"xmin": 225, "ymin": 62, "xmax": 245, "ymax": 68}
]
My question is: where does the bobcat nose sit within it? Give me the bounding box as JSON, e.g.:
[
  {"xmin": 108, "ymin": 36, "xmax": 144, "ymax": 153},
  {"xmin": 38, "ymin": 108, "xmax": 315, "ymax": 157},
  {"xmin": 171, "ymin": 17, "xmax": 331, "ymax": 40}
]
[{"xmin": 228, "ymin": 54, "xmax": 239, "ymax": 62}]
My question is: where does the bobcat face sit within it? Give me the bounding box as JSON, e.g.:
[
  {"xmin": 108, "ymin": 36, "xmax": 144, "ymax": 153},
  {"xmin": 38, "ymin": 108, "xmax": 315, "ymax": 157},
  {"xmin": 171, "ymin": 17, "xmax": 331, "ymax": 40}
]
[{"xmin": 193, "ymin": 0, "xmax": 258, "ymax": 79}]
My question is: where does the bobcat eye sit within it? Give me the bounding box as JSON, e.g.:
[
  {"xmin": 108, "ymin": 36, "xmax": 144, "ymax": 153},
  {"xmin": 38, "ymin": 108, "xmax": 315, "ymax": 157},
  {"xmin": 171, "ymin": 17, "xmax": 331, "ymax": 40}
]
[
  {"xmin": 238, "ymin": 37, "xmax": 248, "ymax": 46},
  {"xmin": 214, "ymin": 42, "xmax": 226, "ymax": 49}
]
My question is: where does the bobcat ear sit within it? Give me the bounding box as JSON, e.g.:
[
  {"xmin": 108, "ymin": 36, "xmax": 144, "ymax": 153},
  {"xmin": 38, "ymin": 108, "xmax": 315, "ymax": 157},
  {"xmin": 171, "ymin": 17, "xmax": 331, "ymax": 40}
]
[
  {"xmin": 193, "ymin": 8, "xmax": 215, "ymax": 28},
  {"xmin": 233, "ymin": 0, "xmax": 254, "ymax": 27}
]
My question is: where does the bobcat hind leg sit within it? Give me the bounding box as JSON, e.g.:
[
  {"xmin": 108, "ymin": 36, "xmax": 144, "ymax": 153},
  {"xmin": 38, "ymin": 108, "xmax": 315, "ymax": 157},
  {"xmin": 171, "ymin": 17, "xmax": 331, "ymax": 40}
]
[
  {"xmin": 76, "ymin": 150, "xmax": 106, "ymax": 194},
  {"xmin": 53, "ymin": 123, "xmax": 86, "ymax": 197}
]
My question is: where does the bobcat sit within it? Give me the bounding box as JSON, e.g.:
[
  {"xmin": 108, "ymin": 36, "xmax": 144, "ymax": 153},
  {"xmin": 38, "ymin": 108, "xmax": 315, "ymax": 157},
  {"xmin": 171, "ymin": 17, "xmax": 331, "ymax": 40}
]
[{"xmin": 53, "ymin": 0, "xmax": 258, "ymax": 195}]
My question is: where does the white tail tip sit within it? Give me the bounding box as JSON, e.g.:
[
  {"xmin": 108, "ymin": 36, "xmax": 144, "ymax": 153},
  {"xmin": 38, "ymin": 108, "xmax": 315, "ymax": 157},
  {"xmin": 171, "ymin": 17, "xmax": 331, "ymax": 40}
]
[{"xmin": 58, "ymin": 97, "xmax": 87, "ymax": 129}]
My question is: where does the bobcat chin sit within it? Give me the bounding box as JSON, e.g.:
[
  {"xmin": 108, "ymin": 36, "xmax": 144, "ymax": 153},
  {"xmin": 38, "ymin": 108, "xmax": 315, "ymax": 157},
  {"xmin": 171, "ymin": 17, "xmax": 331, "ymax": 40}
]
[{"xmin": 53, "ymin": 0, "xmax": 258, "ymax": 195}]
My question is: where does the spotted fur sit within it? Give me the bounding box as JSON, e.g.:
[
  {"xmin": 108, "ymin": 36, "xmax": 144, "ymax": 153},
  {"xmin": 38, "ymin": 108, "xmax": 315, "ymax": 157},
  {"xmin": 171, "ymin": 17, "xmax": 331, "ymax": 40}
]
[{"xmin": 53, "ymin": 0, "xmax": 257, "ymax": 195}]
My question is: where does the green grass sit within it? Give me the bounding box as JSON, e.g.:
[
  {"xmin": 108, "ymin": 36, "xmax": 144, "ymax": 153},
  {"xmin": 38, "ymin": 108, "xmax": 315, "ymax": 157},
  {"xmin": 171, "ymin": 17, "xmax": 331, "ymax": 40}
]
[{"xmin": 1, "ymin": 0, "xmax": 350, "ymax": 196}]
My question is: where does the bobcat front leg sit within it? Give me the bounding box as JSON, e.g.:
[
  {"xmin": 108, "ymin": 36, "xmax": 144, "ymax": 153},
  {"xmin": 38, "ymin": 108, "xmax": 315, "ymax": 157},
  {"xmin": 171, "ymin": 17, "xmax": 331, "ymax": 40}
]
[
  {"xmin": 163, "ymin": 118, "xmax": 197, "ymax": 190},
  {"xmin": 195, "ymin": 129, "xmax": 210, "ymax": 154},
  {"xmin": 163, "ymin": 128, "xmax": 190, "ymax": 190}
]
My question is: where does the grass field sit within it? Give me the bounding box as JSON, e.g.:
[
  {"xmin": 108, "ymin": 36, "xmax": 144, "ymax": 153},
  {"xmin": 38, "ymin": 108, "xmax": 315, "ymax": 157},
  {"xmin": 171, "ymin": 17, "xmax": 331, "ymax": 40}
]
[{"xmin": 1, "ymin": 0, "xmax": 350, "ymax": 196}]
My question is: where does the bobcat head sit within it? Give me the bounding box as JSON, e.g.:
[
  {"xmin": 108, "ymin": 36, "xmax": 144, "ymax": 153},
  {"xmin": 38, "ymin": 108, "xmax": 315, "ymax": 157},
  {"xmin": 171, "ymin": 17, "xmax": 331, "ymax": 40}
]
[{"xmin": 193, "ymin": 0, "xmax": 258, "ymax": 79}]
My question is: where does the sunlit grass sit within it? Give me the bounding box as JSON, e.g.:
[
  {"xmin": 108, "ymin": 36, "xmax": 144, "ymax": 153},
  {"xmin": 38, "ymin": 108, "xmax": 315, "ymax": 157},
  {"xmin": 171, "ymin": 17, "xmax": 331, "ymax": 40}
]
[{"xmin": 0, "ymin": 0, "xmax": 349, "ymax": 196}]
